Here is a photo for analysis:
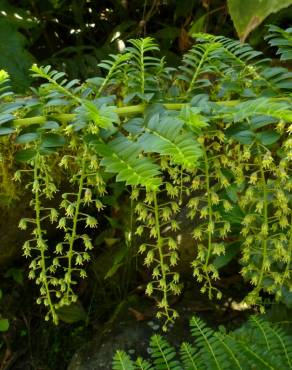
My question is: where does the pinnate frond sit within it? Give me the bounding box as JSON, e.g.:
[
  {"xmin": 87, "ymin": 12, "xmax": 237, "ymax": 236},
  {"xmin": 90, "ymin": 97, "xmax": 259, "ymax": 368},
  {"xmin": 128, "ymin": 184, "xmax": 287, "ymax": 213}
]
[
  {"xmin": 149, "ymin": 334, "xmax": 181, "ymax": 370},
  {"xmin": 220, "ymin": 98, "xmax": 292, "ymax": 122},
  {"xmin": 138, "ymin": 113, "xmax": 202, "ymax": 170},
  {"xmin": 95, "ymin": 136, "xmax": 162, "ymax": 190},
  {"xmin": 126, "ymin": 37, "xmax": 161, "ymax": 97},
  {"xmin": 180, "ymin": 342, "xmax": 201, "ymax": 370},
  {"xmin": 135, "ymin": 357, "xmax": 154, "ymax": 370},
  {"xmin": 190, "ymin": 316, "xmax": 227, "ymax": 370},
  {"xmin": 112, "ymin": 350, "xmax": 135, "ymax": 370},
  {"xmin": 265, "ymin": 25, "xmax": 292, "ymax": 61},
  {"xmin": 96, "ymin": 53, "xmax": 131, "ymax": 96},
  {"xmin": 179, "ymin": 42, "xmax": 220, "ymax": 92}
]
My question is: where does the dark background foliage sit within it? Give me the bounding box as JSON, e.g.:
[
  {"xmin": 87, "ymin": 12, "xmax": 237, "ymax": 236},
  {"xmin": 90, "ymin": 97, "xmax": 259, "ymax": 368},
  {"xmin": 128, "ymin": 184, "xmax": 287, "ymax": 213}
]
[{"xmin": 0, "ymin": 0, "xmax": 291, "ymax": 91}]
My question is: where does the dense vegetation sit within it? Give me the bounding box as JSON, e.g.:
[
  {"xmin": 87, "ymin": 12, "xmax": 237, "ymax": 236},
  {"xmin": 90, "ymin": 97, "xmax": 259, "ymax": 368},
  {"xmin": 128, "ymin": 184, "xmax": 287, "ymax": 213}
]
[
  {"xmin": 113, "ymin": 315, "xmax": 292, "ymax": 369},
  {"xmin": 1, "ymin": 0, "xmax": 292, "ymax": 91},
  {"xmin": 0, "ymin": 1, "xmax": 291, "ymax": 369}
]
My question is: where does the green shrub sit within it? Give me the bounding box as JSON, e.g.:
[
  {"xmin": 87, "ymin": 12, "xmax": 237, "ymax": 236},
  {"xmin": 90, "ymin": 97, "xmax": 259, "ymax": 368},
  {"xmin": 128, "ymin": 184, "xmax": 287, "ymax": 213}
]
[{"xmin": 0, "ymin": 27, "xmax": 291, "ymax": 328}]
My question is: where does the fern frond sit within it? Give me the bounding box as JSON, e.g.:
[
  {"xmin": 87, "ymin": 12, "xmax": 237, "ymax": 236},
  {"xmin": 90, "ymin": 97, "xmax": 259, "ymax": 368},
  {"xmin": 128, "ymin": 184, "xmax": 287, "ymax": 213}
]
[
  {"xmin": 190, "ymin": 316, "xmax": 227, "ymax": 370},
  {"xmin": 113, "ymin": 315, "xmax": 292, "ymax": 370},
  {"xmin": 0, "ymin": 70, "xmax": 12, "ymax": 99},
  {"xmin": 30, "ymin": 64, "xmax": 81, "ymax": 103},
  {"xmin": 112, "ymin": 350, "xmax": 135, "ymax": 370},
  {"xmin": 138, "ymin": 113, "xmax": 202, "ymax": 170},
  {"xmin": 210, "ymin": 35, "xmax": 265, "ymax": 66},
  {"xmin": 0, "ymin": 70, "xmax": 19, "ymax": 129},
  {"xmin": 265, "ymin": 25, "xmax": 292, "ymax": 61},
  {"xmin": 135, "ymin": 357, "xmax": 154, "ymax": 370},
  {"xmin": 95, "ymin": 136, "xmax": 162, "ymax": 190},
  {"xmin": 228, "ymin": 335, "xmax": 278, "ymax": 370},
  {"xmin": 179, "ymin": 42, "xmax": 220, "ymax": 92},
  {"xmin": 213, "ymin": 334, "xmax": 243, "ymax": 370},
  {"xmin": 267, "ymin": 323, "xmax": 292, "ymax": 369},
  {"xmin": 210, "ymin": 36, "xmax": 292, "ymax": 93},
  {"xmin": 74, "ymin": 102, "xmax": 119, "ymax": 130},
  {"xmin": 192, "ymin": 34, "xmax": 284, "ymax": 94},
  {"xmin": 180, "ymin": 342, "xmax": 202, "ymax": 370},
  {"xmin": 149, "ymin": 334, "xmax": 181, "ymax": 370},
  {"xmin": 249, "ymin": 316, "xmax": 292, "ymax": 369},
  {"xmin": 220, "ymin": 98, "xmax": 292, "ymax": 122},
  {"xmin": 259, "ymin": 66, "xmax": 292, "ymax": 91},
  {"xmin": 96, "ymin": 52, "xmax": 131, "ymax": 96},
  {"xmin": 194, "ymin": 33, "xmax": 265, "ymax": 66},
  {"xmin": 249, "ymin": 316, "xmax": 272, "ymax": 350},
  {"xmin": 126, "ymin": 37, "xmax": 161, "ymax": 97}
]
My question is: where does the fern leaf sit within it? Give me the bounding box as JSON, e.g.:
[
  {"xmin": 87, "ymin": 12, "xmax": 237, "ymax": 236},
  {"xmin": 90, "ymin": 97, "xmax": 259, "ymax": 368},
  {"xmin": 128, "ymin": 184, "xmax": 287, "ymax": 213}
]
[
  {"xmin": 112, "ymin": 350, "xmax": 135, "ymax": 370},
  {"xmin": 179, "ymin": 43, "xmax": 219, "ymax": 92},
  {"xmin": 112, "ymin": 315, "xmax": 292, "ymax": 370},
  {"xmin": 191, "ymin": 33, "xmax": 284, "ymax": 93},
  {"xmin": 265, "ymin": 25, "xmax": 292, "ymax": 61},
  {"xmin": 135, "ymin": 357, "xmax": 154, "ymax": 370},
  {"xmin": 74, "ymin": 101, "xmax": 119, "ymax": 130},
  {"xmin": 259, "ymin": 67, "xmax": 292, "ymax": 91},
  {"xmin": 206, "ymin": 34, "xmax": 292, "ymax": 92},
  {"xmin": 220, "ymin": 98, "xmax": 292, "ymax": 122},
  {"xmin": 149, "ymin": 334, "xmax": 181, "ymax": 370},
  {"xmin": 95, "ymin": 136, "xmax": 162, "ymax": 190},
  {"xmin": 138, "ymin": 113, "xmax": 202, "ymax": 170},
  {"xmin": 30, "ymin": 64, "xmax": 81, "ymax": 105},
  {"xmin": 180, "ymin": 342, "xmax": 202, "ymax": 370},
  {"xmin": 267, "ymin": 324, "xmax": 292, "ymax": 369},
  {"xmin": 211, "ymin": 35, "xmax": 265, "ymax": 66},
  {"xmin": 97, "ymin": 53, "xmax": 131, "ymax": 96},
  {"xmin": 0, "ymin": 70, "xmax": 19, "ymax": 131},
  {"xmin": 229, "ymin": 315, "xmax": 292, "ymax": 370},
  {"xmin": 126, "ymin": 37, "xmax": 161, "ymax": 97},
  {"xmin": 249, "ymin": 316, "xmax": 272, "ymax": 350},
  {"xmin": 0, "ymin": 70, "xmax": 12, "ymax": 99},
  {"xmin": 190, "ymin": 316, "xmax": 227, "ymax": 370},
  {"xmin": 194, "ymin": 33, "xmax": 265, "ymax": 66},
  {"xmin": 228, "ymin": 336, "xmax": 277, "ymax": 370},
  {"xmin": 214, "ymin": 334, "xmax": 244, "ymax": 370},
  {"xmin": 249, "ymin": 316, "xmax": 292, "ymax": 369}
]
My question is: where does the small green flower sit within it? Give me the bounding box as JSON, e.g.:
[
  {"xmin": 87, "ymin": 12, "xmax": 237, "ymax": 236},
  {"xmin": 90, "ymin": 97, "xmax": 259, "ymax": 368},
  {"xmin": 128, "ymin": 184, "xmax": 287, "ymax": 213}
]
[
  {"xmin": 19, "ymin": 218, "xmax": 27, "ymax": 230},
  {"xmin": 144, "ymin": 250, "xmax": 154, "ymax": 266},
  {"xmin": 13, "ymin": 170, "xmax": 21, "ymax": 182},
  {"xmin": 146, "ymin": 282, "xmax": 153, "ymax": 296},
  {"xmin": 66, "ymin": 203, "xmax": 75, "ymax": 217},
  {"xmin": 85, "ymin": 215, "xmax": 98, "ymax": 228},
  {"xmin": 139, "ymin": 243, "xmax": 146, "ymax": 254},
  {"xmin": 50, "ymin": 208, "xmax": 58, "ymax": 223},
  {"xmin": 80, "ymin": 270, "xmax": 87, "ymax": 278},
  {"xmin": 84, "ymin": 188, "xmax": 92, "ymax": 204},
  {"xmin": 57, "ymin": 217, "xmax": 67, "ymax": 230},
  {"xmin": 75, "ymin": 254, "xmax": 83, "ymax": 265}
]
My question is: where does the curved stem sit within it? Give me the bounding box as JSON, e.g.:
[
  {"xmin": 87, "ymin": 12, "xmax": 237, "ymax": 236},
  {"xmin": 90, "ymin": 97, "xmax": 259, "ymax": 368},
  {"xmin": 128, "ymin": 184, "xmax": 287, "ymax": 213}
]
[
  {"xmin": 65, "ymin": 156, "xmax": 86, "ymax": 300},
  {"xmin": 11, "ymin": 101, "xmax": 239, "ymax": 127},
  {"xmin": 187, "ymin": 44, "xmax": 212, "ymax": 92},
  {"xmin": 34, "ymin": 154, "xmax": 58, "ymax": 324},
  {"xmin": 153, "ymin": 190, "xmax": 170, "ymax": 321},
  {"xmin": 202, "ymin": 146, "xmax": 215, "ymax": 299},
  {"xmin": 203, "ymin": 147, "xmax": 213, "ymax": 266},
  {"xmin": 11, "ymin": 97, "xmax": 289, "ymax": 127},
  {"xmin": 254, "ymin": 148, "xmax": 269, "ymax": 295}
]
